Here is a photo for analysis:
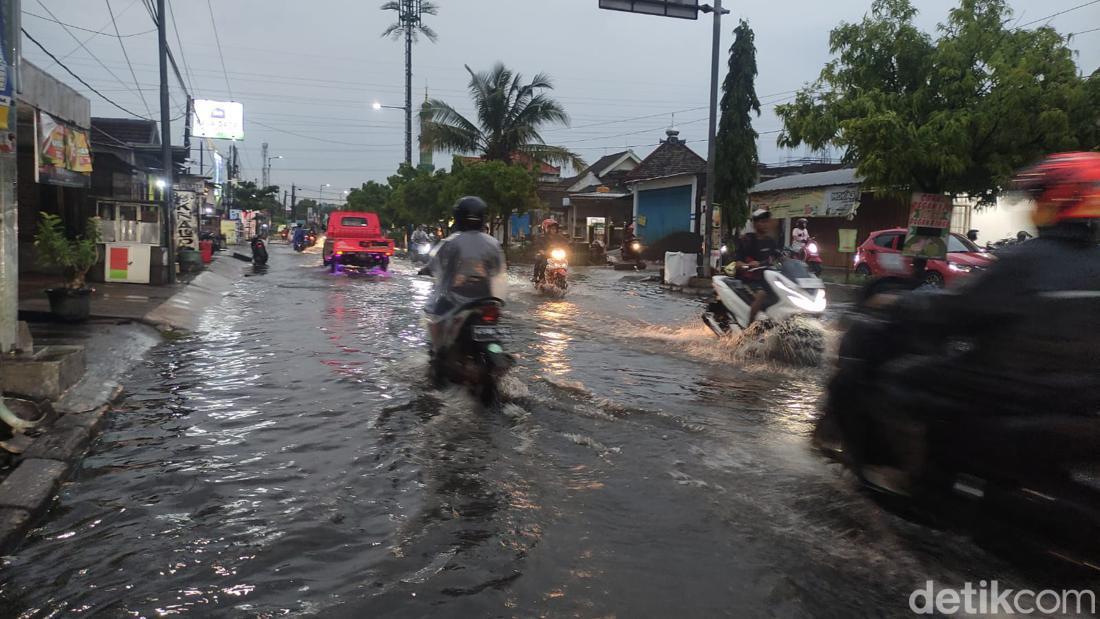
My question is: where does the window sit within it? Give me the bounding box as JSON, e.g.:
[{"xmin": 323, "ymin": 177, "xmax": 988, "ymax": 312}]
[
  {"xmin": 873, "ymin": 233, "xmax": 899, "ymax": 249},
  {"xmin": 948, "ymin": 233, "xmax": 978, "ymax": 253},
  {"xmin": 340, "ymin": 217, "xmax": 370, "ymax": 227}
]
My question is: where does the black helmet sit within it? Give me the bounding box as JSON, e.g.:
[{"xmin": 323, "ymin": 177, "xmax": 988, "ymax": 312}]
[
  {"xmin": 453, "ymin": 196, "xmax": 488, "ymax": 231},
  {"xmin": 796, "ymin": 218, "xmax": 808, "ymax": 226}
]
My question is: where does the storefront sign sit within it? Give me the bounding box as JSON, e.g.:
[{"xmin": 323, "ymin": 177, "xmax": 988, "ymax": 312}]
[
  {"xmin": 191, "ymin": 99, "xmax": 244, "ymax": 140},
  {"xmin": 174, "ymin": 190, "xmax": 199, "ymax": 250},
  {"xmin": 36, "ymin": 112, "xmax": 92, "ymax": 187},
  {"xmin": 752, "ymin": 184, "xmax": 861, "ymax": 219},
  {"xmin": 902, "ymin": 193, "xmax": 952, "ymax": 260},
  {"xmin": 838, "ymin": 228, "xmax": 858, "ymax": 253}
]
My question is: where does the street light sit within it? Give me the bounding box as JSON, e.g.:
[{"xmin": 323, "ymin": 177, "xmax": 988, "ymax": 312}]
[
  {"xmin": 371, "ymin": 101, "xmax": 412, "ymax": 166},
  {"xmin": 264, "ymin": 154, "xmax": 283, "ymax": 187}
]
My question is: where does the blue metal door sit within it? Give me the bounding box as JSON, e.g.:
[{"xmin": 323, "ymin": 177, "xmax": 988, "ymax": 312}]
[{"xmin": 636, "ymin": 184, "xmax": 692, "ymax": 244}]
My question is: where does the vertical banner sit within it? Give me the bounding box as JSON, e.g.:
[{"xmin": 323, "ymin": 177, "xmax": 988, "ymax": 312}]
[
  {"xmin": 173, "ymin": 190, "xmax": 198, "ymax": 250},
  {"xmin": 902, "ymin": 193, "xmax": 952, "ymax": 260}
]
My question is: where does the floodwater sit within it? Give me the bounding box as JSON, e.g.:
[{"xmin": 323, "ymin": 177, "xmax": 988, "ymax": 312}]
[{"xmin": 0, "ymin": 244, "xmax": 1078, "ymax": 617}]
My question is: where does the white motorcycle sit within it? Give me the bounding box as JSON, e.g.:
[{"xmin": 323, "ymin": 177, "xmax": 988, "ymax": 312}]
[{"xmin": 702, "ymin": 258, "xmax": 827, "ymax": 337}]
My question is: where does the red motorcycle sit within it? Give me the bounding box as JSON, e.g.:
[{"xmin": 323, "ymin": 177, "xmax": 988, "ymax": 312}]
[{"xmin": 789, "ymin": 238, "xmax": 823, "ymax": 276}]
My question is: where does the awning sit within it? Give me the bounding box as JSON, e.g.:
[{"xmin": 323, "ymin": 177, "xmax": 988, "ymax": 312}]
[{"xmin": 751, "ymin": 184, "xmax": 861, "ymax": 219}]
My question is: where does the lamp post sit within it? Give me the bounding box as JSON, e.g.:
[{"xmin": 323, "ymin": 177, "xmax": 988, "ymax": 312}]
[
  {"xmin": 372, "ymin": 101, "xmax": 411, "ymax": 166},
  {"xmin": 263, "ymin": 154, "xmax": 283, "ymax": 187}
]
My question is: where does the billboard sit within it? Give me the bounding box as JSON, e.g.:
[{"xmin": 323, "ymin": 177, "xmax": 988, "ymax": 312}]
[
  {"xmin": 902, "ymin": 193, "xmax": 953, "ymax": 260},
  {"xmin": 192, "ymin": 99, "xmax": 244, "ymax": 140},
  {"xmin": 598, "ymin": 0, "xmax": 698, "ymax": 19}
]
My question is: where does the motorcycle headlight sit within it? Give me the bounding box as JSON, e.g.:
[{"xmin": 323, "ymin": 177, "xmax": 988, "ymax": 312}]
[
  {"xmin": 807, "ymin": 242, "xmax": 818, "ymax": 253},
  {"xmin": 948, "ymin": 262, "xmax": 971, "ymax": 272},
  {"xmin": 720, "ymin": 245, "xmax": 728, "ymax": 254},
  {"xmin": 417, "ymin": 243, "xmax": 431, "ymax": 252},
  {"xmin": 550, "ymin": 248, "xmax": 567, "ymax": 261},
  {"xmin": 773, "ymin": 280, "xmax": 828, "ymax": 312},
  {"xmin": 631, "ymin": 241, "xmax": 641, "ymax": 251}
]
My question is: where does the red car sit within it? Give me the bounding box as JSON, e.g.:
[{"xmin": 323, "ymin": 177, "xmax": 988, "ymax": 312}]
[
  {"xmin": 322, "ymin": 211, "xmax": 394, "ymax": 273},
  {"xmin": 853, "ymin": 228, "xmax": 994, "ymax": 287}
]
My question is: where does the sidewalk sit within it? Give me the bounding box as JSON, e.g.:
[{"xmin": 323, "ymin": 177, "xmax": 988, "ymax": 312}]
[
  {"xmin": 0, "ymin": 254, "xmax": 246, "ymax": 554},
  {"xmin": 18, "ymin": 254, "xmax": 245, "ymax": 331}
]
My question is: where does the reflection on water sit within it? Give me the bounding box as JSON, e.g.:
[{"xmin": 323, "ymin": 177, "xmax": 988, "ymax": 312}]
[{"xmin": 0, "ymin": 251, "xmax": 1037, "ymax": 617}]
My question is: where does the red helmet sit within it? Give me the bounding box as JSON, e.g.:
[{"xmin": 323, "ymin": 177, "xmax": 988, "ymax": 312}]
[{"xmin": 1013, "ymin": 152, "xmax": 1100, "ymax": 227}]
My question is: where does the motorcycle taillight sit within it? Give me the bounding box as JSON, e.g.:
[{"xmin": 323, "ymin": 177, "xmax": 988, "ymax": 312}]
[{"xmin": 480, "ymin": 305, "xmax": 500, "ymax": 324}]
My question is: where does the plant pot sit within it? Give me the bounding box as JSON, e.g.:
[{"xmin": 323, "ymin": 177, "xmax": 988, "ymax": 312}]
[
  {"xmin": 177, "ymin": 248, "xmax": 204, "ymax": 274},
  {"xmin": 45, "ymin": 287, "xmax": 93, "ymax": 322}
]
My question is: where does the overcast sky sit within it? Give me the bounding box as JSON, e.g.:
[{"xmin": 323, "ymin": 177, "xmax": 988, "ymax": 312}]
[{"xmin": 20, "ymin": 0, "xmax": 1100, "ymax": 201}]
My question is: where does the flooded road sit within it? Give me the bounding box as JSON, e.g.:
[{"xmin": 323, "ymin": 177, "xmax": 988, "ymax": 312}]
[{"xmin": 0, "ymin": 244, "xmax": 1065, "ymax": 617}]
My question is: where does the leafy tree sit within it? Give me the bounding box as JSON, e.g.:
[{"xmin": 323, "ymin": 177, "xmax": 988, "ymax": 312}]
[
  {"xmin": 421, "ymin": 63, "xmax": 586, "ymax": 170},
  {"xmin": 776, "ymin": 0, "xmax": 1100, "ymax": 203},
  {"xmin": 714, "ymin": 20, "xmax": 761, "ymax": 236},
  {"xmin": 369, "ymin": 165, "xmax": 451, "ymax": 231},
  {"xmin": 293, "ymin": 198, "xmax": 318, "ymax": 222},
  {"xmin": 233, "ymin": 181, "xmax": 280, "ymax": 212},
  {"xmin": 347, "ymin": 180, "xmax": 392, "ymax": 212},
  {"xmin": 441, "ymin": 158, "xmax": 539, "ymax": 243}
]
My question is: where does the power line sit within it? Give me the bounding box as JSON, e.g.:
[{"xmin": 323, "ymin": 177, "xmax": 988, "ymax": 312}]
[
  {"xmin": 1069, "ymin": 26, "xmax": 1100, "ymax": 35},
  {"xmin": 1019, "ymin": 0, "xmax": 1100, "ymax": 27},
  {"xmin": 206, "ymin": 0, "xmax": 234, "ymax": 100},
  {"xmin": 22, "ymin": 28, "xmax": 150, "ymax": 119},
  {"xmin": 104, "ymin": 0, "xmax": 152, "ymax": 118},
  {"xmin": 22, "ymin": 10, "xmax": 155, "ymax": 37},
  {"xmin": 167, "ymin": 0, "xmax": 196, "ymax": 93},
  {"xmin": 251, "ymin": 120, "xmax": 382, "ymax": 147},
  {"xmin": 34, "ymin": 0, "xmax": 147, "ymax": 103}
]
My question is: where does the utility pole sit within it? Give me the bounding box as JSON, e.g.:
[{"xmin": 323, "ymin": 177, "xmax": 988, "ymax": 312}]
[
  {"xmin": 403, "ymin": 1, "xmax": 413, "ymax": 167},
  {"xmin": 290, "ymin": 184, "xmax": 296, "ymax": 222},
  {"xmin": 261, "ymin": 142, "xmax": 269, "ymax": 187},
  {"xmin": 701, "ymin": 0, "xmax": 724, "ymax": 277},
  {"xmin": 157, "ymin": 0, "xmax": 176, "ymax": 284},
  {"xmin": 0, "ymin": 0, "xmax": 20, "ymax": 353}
]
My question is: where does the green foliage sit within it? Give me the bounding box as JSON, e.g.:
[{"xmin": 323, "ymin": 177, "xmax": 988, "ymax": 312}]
[
  {"xmin": 346, "ymin": 180, "xmax": 391, "ymax": 213},
  {"xmin": 715, "ymin": 20, "xmax": 761, "ymax": 235},
  {"xmin": 441, "ymin": 158, "xmax": 539, "ymax": 241},
  {"xmin": 421, "ymin": 63, "xmax": 586, "ymax": 170},
  {"xmin": 776, "ymin": 0, "xmax": 1100, "ymax": 203},
  {"xmin": 33, "ymin": 212, "xmax": 102, "ymax": 289},
  {"xmin": 234, "ymin": 181, "xmax": 281, "ymax": 213}
]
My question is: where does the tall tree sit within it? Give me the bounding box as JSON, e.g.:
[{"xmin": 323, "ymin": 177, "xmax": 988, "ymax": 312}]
[
  {"xmin": 776, "ymin": 0, "xmax": 1100, "ymax": 203},
  {"xmin": 346, "ymin": 180, "xmax": 392, "ymax": 213},
  {"xmin": 714, "ymin": 20, "xmax": 761, "ymax": 236},
  {"xmin": 380, "ymin": 0, "xmax": 438, "ymax": 165},
  {"xmin": 234, "ymin": 181, "xmax": 280, "ymax": 213},
  {"xmin": 441, "ymin": 158, "xmax": 539, "ymax": 243},
  {"xmin": 421, "ymin": 63, "xmax": 586, "ymax": 171}
]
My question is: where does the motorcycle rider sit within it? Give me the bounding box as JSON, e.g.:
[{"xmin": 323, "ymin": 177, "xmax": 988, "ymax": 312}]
[
  {"xmin": 790, "ymin": 217, "xmax": 810, "ymax": 254},
  {"xmin": 621, "ymin": 224, "xmax": 640, "ymax": 260},
  {"xmin": 533, "ymin": 220, "xmax": 568, "ymax": 283},
  {"xmin": 411, "ymin": 225, "xmax": 432, "ymax": 256},
  {"xmin": 292, "ymin": 224, "xmax": 307, "ymax": 249},
  {"xmin": 732, "ymin": 209, "xmax": 780, "ymax": 325},
  {"xmin": 426, "ymin": 196, "xmax": 507, "ymax": 321},
  {"xmin": 859, "ymin": 152, "xmax": 1100, "ymax": 491}
]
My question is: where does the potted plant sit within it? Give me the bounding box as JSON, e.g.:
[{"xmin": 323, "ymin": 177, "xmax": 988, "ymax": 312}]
[{"xmin": 33, "ymin": 212, "xmax": 102, "ymax": 322}]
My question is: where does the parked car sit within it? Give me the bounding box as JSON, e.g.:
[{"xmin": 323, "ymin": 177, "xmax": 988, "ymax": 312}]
[{"xmin": 853, "ymin": 228, "xmax": 994, "ymax": 287}]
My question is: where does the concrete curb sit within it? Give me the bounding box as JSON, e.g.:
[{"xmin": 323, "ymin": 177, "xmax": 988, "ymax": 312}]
[
  {"xmin": 143, "ymin": 257, "xmax": 245, "ymax": 331},
  {"xmin": 0, "ymin": 257, "xmax": 246, "ymax": 555},
  {"xmin": 0, "ymin": 402, "xmax": 113, "ymax": 555}
]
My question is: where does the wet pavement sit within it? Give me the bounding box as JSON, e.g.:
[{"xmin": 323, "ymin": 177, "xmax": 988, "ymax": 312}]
[{"xmin": 0, "ymin": 243, "xmax": 1081, "ymax": 617}]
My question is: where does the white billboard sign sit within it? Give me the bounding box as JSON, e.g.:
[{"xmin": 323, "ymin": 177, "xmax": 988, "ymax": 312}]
[
  {"xmin": 192, "ymin": 99, "xmax": 244, "ymax": 140},
  {"xmin": 598, "ymin": 0, "xmax": 699, "ymax": 19}
]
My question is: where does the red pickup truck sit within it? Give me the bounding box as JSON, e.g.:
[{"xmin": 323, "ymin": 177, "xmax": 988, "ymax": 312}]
[{"xmin": 322, "ymin": 211, "xmax": 394, "ymax": 272}]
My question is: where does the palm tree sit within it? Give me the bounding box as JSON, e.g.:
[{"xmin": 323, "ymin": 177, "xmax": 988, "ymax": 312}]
[
  {"xmin": 380, "ymin": 0, "xmax": 438, "ymax": 166},
  {"xmin": 421, "ymin": 63, "xmax": 586, "ymax": 171}
]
